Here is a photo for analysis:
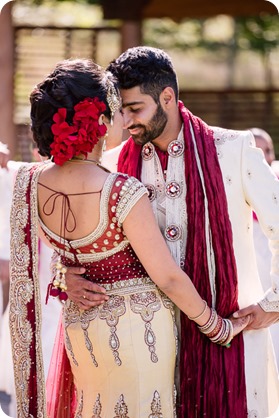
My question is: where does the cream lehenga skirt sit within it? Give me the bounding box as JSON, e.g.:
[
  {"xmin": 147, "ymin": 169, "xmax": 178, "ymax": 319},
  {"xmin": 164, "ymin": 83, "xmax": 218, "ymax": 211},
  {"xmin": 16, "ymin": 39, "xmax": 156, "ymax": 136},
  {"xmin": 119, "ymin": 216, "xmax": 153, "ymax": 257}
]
[{"xmin": 63, "ymin": 278, "xmax": 177, "ymax": 417}]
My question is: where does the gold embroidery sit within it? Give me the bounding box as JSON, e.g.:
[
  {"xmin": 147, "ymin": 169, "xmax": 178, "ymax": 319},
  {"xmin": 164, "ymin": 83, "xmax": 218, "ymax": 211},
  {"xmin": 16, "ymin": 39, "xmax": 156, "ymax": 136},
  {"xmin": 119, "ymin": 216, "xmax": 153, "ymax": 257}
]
[
  {"xmin": 92, "ymin": 393, "xmax": 102, "ymax": 417},
  {"xmin": 258, "ymin": 297, "xmax": 279, "ymax": 312},
  {"xmin": 75, "ymin": 390, "xmax": 84, "ymax": 418},
  {"xmin": 80, "ymin": 307, "xmax": 99, "ymax": 367},
  {"xmin": 10, "ymin": 163, "xmax": 47, "ymax": 417},
  {"xmin": 149, "ymin": 390, "xmax": 163, "ymax": 417},
  {"xmin": 103, "ymin": 277, "xmax": 155, "ymax": 295},
  {"xmin": 99, "ymin": 295, "xmax": 126, "ymax": 365},
  {"xmin": 130, "ymin": 291, "xmax": 161, "ymax": 362},
  {"xmin": 65, "ymin": 280, "xmax": 159, "ymax": 368},
  {"xmin": 39, "ymin": 177, "xmax": 131, "ymax": 262},
  {"xmin": 114, "ymin": 394, "xmax": 129, "ymax": 418},
  {"xmin": 116, "ymin": 177, "xmax": 148, "ymax": 225},
  {"xmin": 14, "ymin": 200, "xmax": 29, "ymax": 228},
  {"xmin": 213, "ymin": 127, "xmax": 239, "ymax": 146},
  {"xmin": 64, "ymin": 301, "xmax": 81, "ymax": 366},
  {"xmin": 213, "ymin": 128, "xmax": 240, "ymax": 160},
  {"xmin": 77, "ymin": 240, "xmax": 130, "ymax": 262},
  {"xmin": 173, "ymin": 385, "xmax": 178, "ymax": 418},
  {"xmin": 30, "ymin": 168, "xmax": 46, "ymax": 415}
]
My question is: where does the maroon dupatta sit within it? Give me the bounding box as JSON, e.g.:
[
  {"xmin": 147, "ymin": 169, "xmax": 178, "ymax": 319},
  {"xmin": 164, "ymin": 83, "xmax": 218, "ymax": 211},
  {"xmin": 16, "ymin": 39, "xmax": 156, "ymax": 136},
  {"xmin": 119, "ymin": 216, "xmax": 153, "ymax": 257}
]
[{"xmin": 9, "ymin": 163, "xmax": 47, "ymax": 417}]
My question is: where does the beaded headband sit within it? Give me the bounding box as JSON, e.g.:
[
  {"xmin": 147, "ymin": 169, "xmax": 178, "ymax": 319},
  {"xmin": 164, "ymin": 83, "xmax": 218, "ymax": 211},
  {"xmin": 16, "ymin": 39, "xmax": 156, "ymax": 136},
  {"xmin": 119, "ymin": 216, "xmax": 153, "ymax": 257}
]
[{"xmin": 105, "ymin": 74, "xmax": 121, "ymax": 120}]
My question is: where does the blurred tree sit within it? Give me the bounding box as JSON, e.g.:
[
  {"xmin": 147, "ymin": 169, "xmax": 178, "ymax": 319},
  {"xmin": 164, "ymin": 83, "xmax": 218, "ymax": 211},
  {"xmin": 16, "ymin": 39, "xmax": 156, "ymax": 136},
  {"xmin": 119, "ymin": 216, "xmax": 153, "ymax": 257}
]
[
  {"xmin": 144, "ymin": 15, "xmax": 279, "ymax": 87},
  {"xmin": 235, "ymin": 16, "xmax": 279, "ymax": 86},
  {"xmin": 236, "ymin": 15, "xmax": 279, "ymax": 53},
  {"xmin": 16, "ymin": 1, "xmax": 279, "ymax": 87},
  {"xmin": 21, "ymin": 0, "xmax": 279, "ymax": 55},
  {"xmin": 145, "ymin": 15, "xmax": 279, "ymax": 53}
]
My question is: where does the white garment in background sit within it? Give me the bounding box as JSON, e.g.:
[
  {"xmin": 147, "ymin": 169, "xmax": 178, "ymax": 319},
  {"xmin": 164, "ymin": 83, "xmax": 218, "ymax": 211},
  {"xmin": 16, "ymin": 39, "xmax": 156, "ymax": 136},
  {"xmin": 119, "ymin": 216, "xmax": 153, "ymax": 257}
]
[
  {"xmin": 0, "ymin": 162, "xmax": 23, "ymax": 259},
  {"xmin": 0, "ymin": 161, "xmax": 22, "ymax": 334},
  {"xmin": 102, "ymin": 141, "xmax": 126, "ymax": 172},
  {"xmin": 253, "ymin": 219, "xmax": 279, "ymax": 368},
  {"xmin": 253, "ymin": 159, "xmax": 279, "ymax": 370},
  {"xmin": 213, "ymin": 128, "xmax": 279, "ymax": 417}
]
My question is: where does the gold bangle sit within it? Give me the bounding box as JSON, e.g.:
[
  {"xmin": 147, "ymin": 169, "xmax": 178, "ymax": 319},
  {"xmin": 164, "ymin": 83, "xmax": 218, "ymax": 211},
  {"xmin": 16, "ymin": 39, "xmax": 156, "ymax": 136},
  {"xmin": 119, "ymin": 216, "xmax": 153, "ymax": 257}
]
[{"xmin": 188, "ymin": 300, "xmax": 208, "ymax": 321}]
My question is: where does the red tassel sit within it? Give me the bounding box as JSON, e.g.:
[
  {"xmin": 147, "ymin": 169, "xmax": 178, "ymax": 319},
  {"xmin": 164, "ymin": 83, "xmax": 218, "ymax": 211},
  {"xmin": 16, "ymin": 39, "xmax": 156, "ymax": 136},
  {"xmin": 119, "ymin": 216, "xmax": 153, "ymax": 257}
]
[
  {"xmin": 59, "ymin": 291, "xmax": 68, "ymax": 301},
  {"xmin": 45, "ymin": 281, "xmax": 54, "ymax": 304}
]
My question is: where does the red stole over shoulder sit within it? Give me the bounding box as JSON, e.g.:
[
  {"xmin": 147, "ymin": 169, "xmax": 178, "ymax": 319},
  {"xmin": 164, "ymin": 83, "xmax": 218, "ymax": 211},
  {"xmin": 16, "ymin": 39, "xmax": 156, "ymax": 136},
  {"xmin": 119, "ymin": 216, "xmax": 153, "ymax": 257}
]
[{"xmin": 118, "ymin": 101, "xmax": 247, "ymax": 418}]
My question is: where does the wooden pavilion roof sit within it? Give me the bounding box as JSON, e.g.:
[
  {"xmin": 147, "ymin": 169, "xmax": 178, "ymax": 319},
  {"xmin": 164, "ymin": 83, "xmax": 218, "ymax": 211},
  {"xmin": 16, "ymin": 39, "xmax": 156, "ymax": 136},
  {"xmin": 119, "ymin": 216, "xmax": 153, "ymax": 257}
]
[{"xmin": 101, "ymin": 0, "xmax": 278, "ymax": 20}]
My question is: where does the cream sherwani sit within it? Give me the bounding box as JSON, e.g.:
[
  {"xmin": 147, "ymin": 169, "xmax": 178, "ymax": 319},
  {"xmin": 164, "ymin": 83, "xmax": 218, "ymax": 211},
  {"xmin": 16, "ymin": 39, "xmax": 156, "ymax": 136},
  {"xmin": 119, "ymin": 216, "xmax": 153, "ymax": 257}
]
[
  {"xmin": 253, "ymin": 160, "xmax": 279, "ymax": 370},
  {"xmin": 213, "ymin": 127, "xmax": 279, "ymax": 417}
]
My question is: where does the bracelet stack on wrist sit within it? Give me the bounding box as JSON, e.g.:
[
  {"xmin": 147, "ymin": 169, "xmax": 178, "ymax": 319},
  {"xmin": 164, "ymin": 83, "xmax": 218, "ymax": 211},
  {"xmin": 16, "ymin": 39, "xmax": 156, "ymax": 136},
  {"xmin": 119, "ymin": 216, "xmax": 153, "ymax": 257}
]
[
  {"xmin": 187, "ymin": 300, "xmax": 208, "ymax": 321},
  {"xmin": 198, "ymin": 308, "xmax": 233, "ymax": 348}
]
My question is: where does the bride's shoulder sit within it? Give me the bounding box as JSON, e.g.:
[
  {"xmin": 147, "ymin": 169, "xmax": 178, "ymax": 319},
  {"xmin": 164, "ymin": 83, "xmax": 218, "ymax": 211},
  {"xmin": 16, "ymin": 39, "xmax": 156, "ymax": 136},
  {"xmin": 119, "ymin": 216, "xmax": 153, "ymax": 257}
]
[{"xmin": 111, "ymin": 172, "xmax": 144, "ymax": 189}]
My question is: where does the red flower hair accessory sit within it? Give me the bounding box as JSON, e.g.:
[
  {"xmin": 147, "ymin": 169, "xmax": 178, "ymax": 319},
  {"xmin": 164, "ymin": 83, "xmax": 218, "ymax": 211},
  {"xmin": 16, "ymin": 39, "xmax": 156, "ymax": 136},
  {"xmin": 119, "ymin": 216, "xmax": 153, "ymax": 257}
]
[{"xmin": 50, "ymin": 97, "xmax": 107, "ymax": 165}]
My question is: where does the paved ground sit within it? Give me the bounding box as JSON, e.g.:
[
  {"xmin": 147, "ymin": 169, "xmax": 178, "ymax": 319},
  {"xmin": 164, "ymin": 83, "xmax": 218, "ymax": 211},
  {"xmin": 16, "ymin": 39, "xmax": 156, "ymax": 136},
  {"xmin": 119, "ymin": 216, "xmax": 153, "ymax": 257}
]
[{"xmin": 0, "ymin": 391, "xmax": 11, "ymax": 416}]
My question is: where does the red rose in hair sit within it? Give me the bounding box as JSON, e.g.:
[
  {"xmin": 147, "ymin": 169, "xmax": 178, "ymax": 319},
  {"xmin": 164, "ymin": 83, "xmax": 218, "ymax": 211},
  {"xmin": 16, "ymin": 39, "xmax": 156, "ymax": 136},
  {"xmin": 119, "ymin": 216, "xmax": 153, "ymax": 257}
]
[
  {"xmin": 50, "ymin": 98, "xmax": 108, "ymax": 165},
  {"xmin": 51, "ymin": 108, "xmax": 76, "ymax": 139}
]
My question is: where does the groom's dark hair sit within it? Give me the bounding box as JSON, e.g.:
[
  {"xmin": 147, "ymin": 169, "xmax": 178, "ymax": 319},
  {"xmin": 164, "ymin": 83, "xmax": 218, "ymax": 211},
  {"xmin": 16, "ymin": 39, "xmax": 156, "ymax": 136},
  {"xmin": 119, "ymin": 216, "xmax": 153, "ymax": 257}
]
[{"xmin": 107, "ymin": 46, "xmax": 179, "ymax": 104}]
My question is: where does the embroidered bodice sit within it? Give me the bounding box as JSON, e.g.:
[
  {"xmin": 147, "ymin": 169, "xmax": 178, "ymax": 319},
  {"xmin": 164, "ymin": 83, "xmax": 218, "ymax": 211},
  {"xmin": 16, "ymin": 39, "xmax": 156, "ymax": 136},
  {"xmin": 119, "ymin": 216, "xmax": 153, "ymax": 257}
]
[{"xmin": 39, "ymin": 173, "xmax": 148, "ymax": 285}]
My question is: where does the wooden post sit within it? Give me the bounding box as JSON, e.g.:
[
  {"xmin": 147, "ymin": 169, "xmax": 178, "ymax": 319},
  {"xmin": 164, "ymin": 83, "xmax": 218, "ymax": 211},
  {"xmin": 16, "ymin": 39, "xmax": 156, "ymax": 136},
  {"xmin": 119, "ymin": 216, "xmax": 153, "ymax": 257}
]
[
  {"xmin": 0, "ymin": 2, "xmax": 16, "ymax": 157},
  {"xmin": 120, "ymin": 20, "xmax": 142, "ymax": 52}
]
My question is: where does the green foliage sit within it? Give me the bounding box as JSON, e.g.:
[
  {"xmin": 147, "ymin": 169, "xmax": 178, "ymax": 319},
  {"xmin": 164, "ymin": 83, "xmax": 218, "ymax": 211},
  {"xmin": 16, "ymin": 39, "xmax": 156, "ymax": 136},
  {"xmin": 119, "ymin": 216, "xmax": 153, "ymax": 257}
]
[
  {"xmin": 144, "ymin": 15, "xmax": 279, "ymax": 56},
  {"xmin": 144, "ymin": 18, "xmax": 202, "ymax": 50},
  {"xmin": 16, "ymin": 2, "xmax": 279, "ymax": 56},
  {"xmin": 235, "ymin": 16, "xmax": 279, "ymax": 53}
]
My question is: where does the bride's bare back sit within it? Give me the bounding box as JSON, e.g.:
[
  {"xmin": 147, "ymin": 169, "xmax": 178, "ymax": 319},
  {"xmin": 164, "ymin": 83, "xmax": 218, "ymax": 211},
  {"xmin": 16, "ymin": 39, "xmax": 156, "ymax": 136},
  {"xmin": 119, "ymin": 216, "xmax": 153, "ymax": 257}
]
[{"xmin": 38, "ymin": 161, "xmax": 110, "ymax": 241}]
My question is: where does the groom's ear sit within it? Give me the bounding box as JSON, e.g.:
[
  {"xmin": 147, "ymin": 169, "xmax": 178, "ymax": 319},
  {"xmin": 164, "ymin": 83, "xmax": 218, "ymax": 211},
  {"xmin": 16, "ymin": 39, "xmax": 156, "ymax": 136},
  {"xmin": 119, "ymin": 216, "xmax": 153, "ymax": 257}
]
[{"xmin": 160, "ymin": 87, "xmax": 175, "ymax": 108}]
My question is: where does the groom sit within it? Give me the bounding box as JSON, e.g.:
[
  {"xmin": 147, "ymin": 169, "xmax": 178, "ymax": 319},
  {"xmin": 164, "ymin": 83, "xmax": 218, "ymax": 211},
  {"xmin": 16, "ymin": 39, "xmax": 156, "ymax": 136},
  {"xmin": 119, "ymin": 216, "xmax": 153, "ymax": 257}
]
[{"xmin": 64, "ymin": 46, "xmax": 279, "ymax": 417}]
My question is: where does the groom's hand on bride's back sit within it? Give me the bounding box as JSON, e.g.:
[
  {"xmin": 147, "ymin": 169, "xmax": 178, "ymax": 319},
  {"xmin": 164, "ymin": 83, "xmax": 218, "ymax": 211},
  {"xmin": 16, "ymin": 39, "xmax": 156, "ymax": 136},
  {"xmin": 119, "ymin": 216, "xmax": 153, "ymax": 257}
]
[{"xmin": 65, "ymin": 266, "xmax": 109, "ymax": 310}]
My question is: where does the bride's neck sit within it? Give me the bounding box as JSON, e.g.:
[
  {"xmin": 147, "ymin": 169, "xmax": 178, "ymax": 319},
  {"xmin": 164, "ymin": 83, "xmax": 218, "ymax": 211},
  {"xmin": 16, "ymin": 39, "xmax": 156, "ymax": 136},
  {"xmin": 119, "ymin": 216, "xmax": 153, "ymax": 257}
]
[{"xmin": 86, "ymin": 139, "xmax": 104, "ymax": 163}]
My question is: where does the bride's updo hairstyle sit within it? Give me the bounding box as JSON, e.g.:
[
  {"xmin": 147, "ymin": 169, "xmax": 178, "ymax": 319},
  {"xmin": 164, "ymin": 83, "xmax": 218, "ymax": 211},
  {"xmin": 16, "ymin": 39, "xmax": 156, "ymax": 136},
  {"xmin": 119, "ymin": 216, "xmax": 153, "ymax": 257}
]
[{"xmin": 30, "ymin": 59, "xmax": 119, "ymax": 160}]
